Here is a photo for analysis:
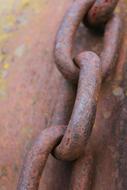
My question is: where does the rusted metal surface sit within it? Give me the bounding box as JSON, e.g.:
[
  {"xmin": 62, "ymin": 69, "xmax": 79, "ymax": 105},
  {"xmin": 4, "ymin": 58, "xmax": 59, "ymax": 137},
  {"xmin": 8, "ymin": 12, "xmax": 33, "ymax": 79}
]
[
  {"xmin": 42, "ymin": 79, "xmax": 75, "ymax": 190},
  {"xmin": 17, "ymin": 0, "xmax": 127, "ymax": 189},
  {"xmin": 54, "ymin": 0, "xmax": 122, "ymax": 161},
  {"xmin": 55, "ymin": 0, "xmax": 94, "ymax": 82},
  {"xmin": 17, "ymin": 125, "xmax": 66, "ymax": 190},
  {"xmin": 100, "ymin": 14, "xmax": 122, "ymax": 78},
  {"xmin": 54, "ymin": 52, "xmax": 102, "ymax": 160},
  {"xmin": 55, "ymin": 0, "xmax": 120, "ymax": 83},
  {"xmin": 87, "ymin": 0, "xmax": 119, "ymax": 26},
  {"xmin": 69, "ymin": 150, "xmax": 94, "ymax": 190},
  {"xmin": 0, "ymin": 0, "xmax": 127, "ymax": 190},
  {"xmin": 0, "ymin": 1, "xmax": 74, "ymax": 190}
]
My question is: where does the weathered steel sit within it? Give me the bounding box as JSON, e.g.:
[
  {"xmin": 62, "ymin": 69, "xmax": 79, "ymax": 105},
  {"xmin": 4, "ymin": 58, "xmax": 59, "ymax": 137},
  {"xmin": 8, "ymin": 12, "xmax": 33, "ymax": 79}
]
[
  {"xmin": 100, "ymin": 14, "xmax": 122, "ymax": 78},
  {"xmin": 69, "ymin": 150, "xmax": 94, "ymax": 190},
  {"xmin": 17, "ymin": 0, "xmax": 125, "ymax": 189},
  {"xmin": 42, "ymin": 79, "xmax": 76, "ymax": 190},
  {"xmin": 87, "ymin": 0, "xmax": 119, "ymax": 27},
  {"xmin": 54, "ymin": 0, "xmax": 122, "ymax": 161},
  {"xmin": 55, "ymin": 0, "xmax": 94, "ymax": 82},
  {"xmin": 54, "ymin": 52, "xmax": 101, "ymax": 160},
  {"xmin": 0, "ymin": 0, "xmax": 126, "ymax": 190},
  {"xmin": 55, "ymin": 0, "xmax": 120, "ymax": 82},
  {"xmin": 17, "ymin": 125, "xmax": 66, "ymax": 190},
  {"xmin": 0, "ymin": 1, "xmax": 74, "ymax": 190}
]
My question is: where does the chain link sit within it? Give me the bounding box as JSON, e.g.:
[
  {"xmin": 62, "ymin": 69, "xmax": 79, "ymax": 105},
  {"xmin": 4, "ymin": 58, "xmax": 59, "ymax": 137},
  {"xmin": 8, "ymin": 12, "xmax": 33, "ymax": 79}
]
[
  {"xmin": 54, "ymin": 52, "xmax": 102, "ymax": 160},
  {"xmin": 55, "ymin": 0, "xmax": 120, "ymax": 82},
  {"xmin": 87, "ymin": 0, "xmax": 119, "ymax": 27},
  {"xmin": 17, "ymin": 125, "xmax": 66, "ymax": 190},
  {"xmin": 17, "ymin": 0, "xmax": 122, "ymax": 189},
  {"xmin": 54, "ymin": 0, "xmax": 122, "ymax": 160}
]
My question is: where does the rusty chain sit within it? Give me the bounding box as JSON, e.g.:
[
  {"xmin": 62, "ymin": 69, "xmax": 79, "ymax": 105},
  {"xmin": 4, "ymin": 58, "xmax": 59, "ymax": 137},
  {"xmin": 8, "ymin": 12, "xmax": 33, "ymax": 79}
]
[
  {"xmin": 55, "ymin": 0, "xmax": 120, "ymax": 82},
  {"xmin": 17, "ymin": 125, "xmax": 66, "ymax": 190},
  {"xmin": 17, "ymin": 0, "xmax": 122, "ymax": 189},
  {"xmin": 54, "ymin": 0, "xmax": 122, "ymax": 161}
]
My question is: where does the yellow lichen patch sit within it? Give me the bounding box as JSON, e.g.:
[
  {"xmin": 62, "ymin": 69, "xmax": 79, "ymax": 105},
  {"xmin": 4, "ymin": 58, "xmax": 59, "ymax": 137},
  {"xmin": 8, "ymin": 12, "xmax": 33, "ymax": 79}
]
[
  {"xmin": 5, "ymin": 15, "xmax": 16, "ymax": 26},
  {"xmin": 22, "ymin": 0, "xmax": 30, "ymax": 8},
  {"xmin": 0, "ymin": 33, "xmax": 10, "ymax": 43},
  {"xmin": 13, "ymin": 0, "xmax": 47, "ymax": 13},
  {"xmin": 2, "ymin": 15, "xmax": 16, "ymax": 33},
  {"xmin": 3, "ymin": 63, "xmax": 10, "ymax": 70}
]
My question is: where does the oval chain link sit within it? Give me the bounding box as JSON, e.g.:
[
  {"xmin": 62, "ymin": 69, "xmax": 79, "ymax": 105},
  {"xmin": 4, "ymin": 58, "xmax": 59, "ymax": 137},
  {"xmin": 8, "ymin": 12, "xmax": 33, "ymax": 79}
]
[{"xmin": 55, "ymin": 0, "xmax": 120, "ymax": 82}]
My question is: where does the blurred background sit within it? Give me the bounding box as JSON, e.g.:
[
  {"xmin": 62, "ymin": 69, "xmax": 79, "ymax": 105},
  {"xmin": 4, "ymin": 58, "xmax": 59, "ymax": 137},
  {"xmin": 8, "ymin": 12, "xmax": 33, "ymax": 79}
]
[
  {"xmin": 0, "ymin": 0, "xmax": 67, "ymax": 189},
  {"xmin": 0, "ymin": 0, "xmax": 126, "ymax": 190}
]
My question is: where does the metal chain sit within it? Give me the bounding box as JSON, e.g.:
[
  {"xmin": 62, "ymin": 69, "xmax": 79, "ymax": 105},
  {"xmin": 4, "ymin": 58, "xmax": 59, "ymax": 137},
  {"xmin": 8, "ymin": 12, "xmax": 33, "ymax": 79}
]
[
  {"xmin": 54, "ymin": 0, "xmax": 122, "ymax": 160},
  {"xmin": 87, "ymin": 0, "xmax": 119, "ymax": 26},
  {"xmin": 54, "ymin": 52, "xmax": 102, "ymax": 160},
  {"xmin": 55, "ymin": 0, "xmax": 120, "ymax": 82},
  {"xmin": 17, "ymin": 125, "xmax": 66, "ymax": 190},
  {"xmin": 17, "ymin": 0, "xmax": 122, "ymax": 189}
]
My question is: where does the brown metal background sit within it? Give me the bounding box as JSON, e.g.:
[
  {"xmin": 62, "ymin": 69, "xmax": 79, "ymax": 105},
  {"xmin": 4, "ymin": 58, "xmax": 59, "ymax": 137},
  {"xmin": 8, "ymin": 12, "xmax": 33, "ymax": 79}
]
[{"xmin": 0, "ymin": 0, "xmax": 127, "ymax": 190}]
